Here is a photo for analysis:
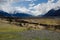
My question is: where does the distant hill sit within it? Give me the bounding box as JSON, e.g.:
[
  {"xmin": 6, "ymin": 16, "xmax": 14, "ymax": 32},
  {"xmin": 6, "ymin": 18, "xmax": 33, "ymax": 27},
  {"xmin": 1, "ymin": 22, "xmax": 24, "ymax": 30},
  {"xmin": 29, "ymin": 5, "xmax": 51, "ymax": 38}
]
[
  {"xmin": 0, "ymin": 10, "xmax": 33, "ymax": 18},
  {"xmin": 12, "ymin": 13, "xmax": 33, "ymax": 18},
  {"xmin": 43, "ymin": 9, "xmax": 60, "ymax": 17},
  {"xmin": 0, "ymin": 10, "xmax": 11, "ymax": 17},
  {"xmin": 1, "ymin": 9, "xmax": 60, "ymax": 18}
]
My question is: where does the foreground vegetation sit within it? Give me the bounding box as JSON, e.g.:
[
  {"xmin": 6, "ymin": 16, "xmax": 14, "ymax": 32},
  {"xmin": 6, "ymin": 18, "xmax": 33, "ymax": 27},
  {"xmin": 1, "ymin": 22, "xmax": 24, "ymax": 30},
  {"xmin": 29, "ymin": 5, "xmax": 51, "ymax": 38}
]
[
  {"xmin": 23, "ymin": 18, "xmax": 60, "ymax": 25},
  {"xmin": 0, "ymin": 30, "xmax": 60, "ymax": 40},
  {"xmin": 0, "ymin": 32, "xmax": 51, "ymax": 40},
  {"xmin": 0, "ymin": 19, "xmax": 60, "ymax": 40},
  {"xmin": 0, "ymin": 22, "xmax": 27, "ymax": 32}
]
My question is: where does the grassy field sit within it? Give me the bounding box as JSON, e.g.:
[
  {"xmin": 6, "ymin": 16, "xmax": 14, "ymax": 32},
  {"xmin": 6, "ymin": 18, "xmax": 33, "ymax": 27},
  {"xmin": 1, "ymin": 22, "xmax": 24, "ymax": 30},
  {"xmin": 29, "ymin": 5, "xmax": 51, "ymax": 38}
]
[
  {"xmin": 21, "ymin": 18, "xmax": 60, "ymax": 25},
  {"xmin": 0, "ymin": 30, "xmax": 60, "ymax": 40},
  {"xmin": 0, "ymin": 19, "xmax": 60, "ymax": 40},
  {"xmin": 0, "ymin": 33, "xmax": 22, "ymax": 40},
  {"xmin": 0, "ymin": 21, "xmax": 27, "ymax": 32},
  {"xmin": 0, "ymin": 19, "xmax": 41, "ymax": 40},
  {"xmin": 0, "ymin": 19, "xmax": 28, "ymax": 40},
  {"xmin": 0, "ymin": 32, "xmax": 50, "ymax": 40}
]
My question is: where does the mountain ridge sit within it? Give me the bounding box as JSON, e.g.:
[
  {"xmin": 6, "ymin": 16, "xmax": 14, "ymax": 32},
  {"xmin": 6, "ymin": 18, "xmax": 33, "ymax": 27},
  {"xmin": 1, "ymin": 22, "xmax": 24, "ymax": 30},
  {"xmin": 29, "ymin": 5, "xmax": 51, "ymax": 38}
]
[
  {"xmin": 0, "ymin": 10, "xmax": 33, "ymax": 18},
  {"xmin": 43, "ymin": 9, "xmax": 60, "ymax": 17}
]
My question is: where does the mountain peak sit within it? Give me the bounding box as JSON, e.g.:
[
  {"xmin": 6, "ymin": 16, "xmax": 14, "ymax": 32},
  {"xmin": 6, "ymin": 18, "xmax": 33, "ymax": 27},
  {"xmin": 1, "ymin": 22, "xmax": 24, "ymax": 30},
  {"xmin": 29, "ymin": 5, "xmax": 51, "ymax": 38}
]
[{"xmin": 43, "ymin": 9, "xmax": 60, "ymax": 17}]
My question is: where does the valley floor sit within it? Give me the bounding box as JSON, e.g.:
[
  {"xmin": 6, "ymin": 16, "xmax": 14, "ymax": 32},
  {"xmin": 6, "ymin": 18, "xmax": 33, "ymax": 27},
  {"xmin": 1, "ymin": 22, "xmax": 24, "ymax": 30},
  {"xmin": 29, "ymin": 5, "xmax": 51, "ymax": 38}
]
[{"xmin": 0, "ymin": 19, "xmax": 60, "ymax": 40}]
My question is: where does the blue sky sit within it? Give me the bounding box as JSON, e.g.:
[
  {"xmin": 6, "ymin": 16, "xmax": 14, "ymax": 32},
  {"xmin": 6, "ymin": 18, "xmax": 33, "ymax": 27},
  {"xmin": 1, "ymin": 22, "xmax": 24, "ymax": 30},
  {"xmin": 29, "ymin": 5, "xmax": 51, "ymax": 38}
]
[
  {"xmin": 12, "ymin": 0, "xmax": 48, "ymax": 8},
  {"xmin": 11, "ymin": 0, "xmax": 58, "ymax": 8},
  {"xmin": 0, "ymin": 0, "xmax": 60, "ymax": 16}
]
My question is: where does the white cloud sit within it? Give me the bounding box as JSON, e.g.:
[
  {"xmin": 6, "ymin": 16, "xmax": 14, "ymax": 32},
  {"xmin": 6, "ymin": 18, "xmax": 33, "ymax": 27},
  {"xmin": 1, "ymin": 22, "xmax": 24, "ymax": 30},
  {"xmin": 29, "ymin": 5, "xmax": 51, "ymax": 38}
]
[
  {"xmin": 0, "ymin": 0, "xmax": 14, "ymax": 13},
  {"xmin": 28, "ymin": 0, "xmax": 60, "ymax": 16},
  {"xmin": 0, "ymin": 0, "xmax": 60, "ymax": 16},
  {"xmin": 48, "ymin": 0, "xmax": 55, "ymax": 2},
  {"xmin": 24, "ymin": 0, "xmax": 36, "ymax": 1},
  {"xmin": 0, "ymin": 5, "xmax": 15, "ymax": 13},
  {"xmin": 29, "ymin": 3, "xmax": 35, "ymax": 7},
  {"xmin": 15, "ymin": 7, "xmax": 30, "ymax": 13}
]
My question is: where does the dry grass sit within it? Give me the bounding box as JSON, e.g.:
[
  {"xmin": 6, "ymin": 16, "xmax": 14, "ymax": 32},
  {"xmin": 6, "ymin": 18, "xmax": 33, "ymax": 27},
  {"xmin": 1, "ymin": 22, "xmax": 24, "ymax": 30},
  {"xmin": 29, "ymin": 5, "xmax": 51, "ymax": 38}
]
[
  {"xmin": 0, "ymin": 18, "xmax": 60, "ymax": 32},
  {"xmin": 22, "ymin": 18, "xmax": 60, "ymax": 25},
  {"xmin": 0, "ymin": 19, "xmax": 27, "ymax": 32},
  {"xmin": 0, "ymin": 19, "xmax": 60, "ymax": 40}
]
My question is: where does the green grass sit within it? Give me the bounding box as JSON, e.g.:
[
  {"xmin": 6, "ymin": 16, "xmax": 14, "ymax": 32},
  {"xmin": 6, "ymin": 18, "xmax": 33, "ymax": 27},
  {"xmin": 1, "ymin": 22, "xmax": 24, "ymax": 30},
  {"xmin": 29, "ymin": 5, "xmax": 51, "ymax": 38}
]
[
  {"xmin": 0, "ymin": 22, "xmax": 27, "ymax": 32},
  {"xmin": 0, "ymin": 21, "xmax": 27, "ymax": 40},
  {"xmin": 0, "ymin": 21, "xmax": 50, "ymax": 40},
  {"xmin": 0, "ymin": 19, "xmax": 60, "ymax": 40},
  {"xmin": 0, "ymin": 33, "xmax": 23, "ymax": 40},
  {"xmin": 0, "ymin": 33, "xmax": 50, "ymax": 40}
]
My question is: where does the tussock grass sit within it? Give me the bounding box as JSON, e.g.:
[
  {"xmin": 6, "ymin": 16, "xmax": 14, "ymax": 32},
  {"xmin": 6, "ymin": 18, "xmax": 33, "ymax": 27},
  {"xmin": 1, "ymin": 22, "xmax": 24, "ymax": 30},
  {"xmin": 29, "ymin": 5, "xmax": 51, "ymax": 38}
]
[
  {"xmin": 0, "ymin": 33, "xmax": 23, "ymax": 40},
  {"xmin": 0, "ymin": 19, "xmax": 60, "ymax": 40},
  {"xmin": 0, "ymin": 22, "xmax": 27, "ymax": 32},
  {"xmin": 23, "ymin": 18, "xmax": 60, "ymax": 25}
]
